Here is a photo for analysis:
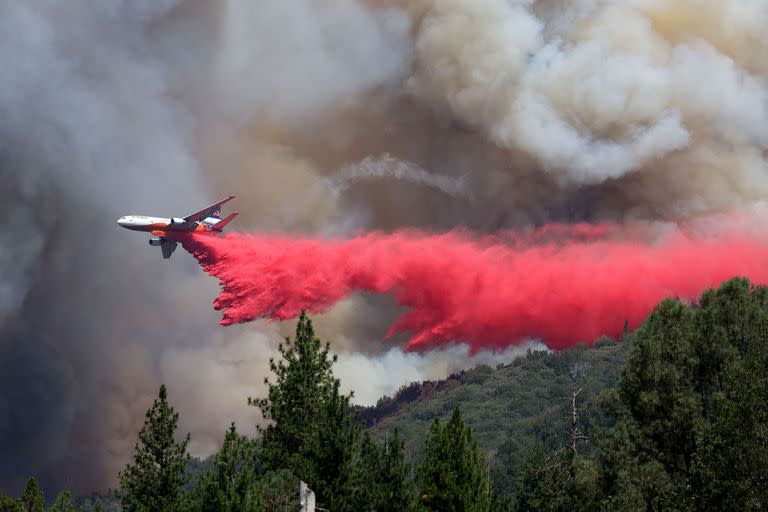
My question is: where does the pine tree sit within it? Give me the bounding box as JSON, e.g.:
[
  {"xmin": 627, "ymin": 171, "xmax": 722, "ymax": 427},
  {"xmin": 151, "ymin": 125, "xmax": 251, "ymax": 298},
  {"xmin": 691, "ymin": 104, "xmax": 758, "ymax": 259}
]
[
  {"xmin": 314, "ymin": 386, "xmax": 360, "ymax": 511},
  {"xmin": 378, "ymin": 429, "xmax": 417, "ymax": 511},
  {"xmin": 607, "ymin": 298, "xmax": 698, "ymax": 509},
  {"xmin": 19, "ymin": 478, "xmax": 44, "ymax": 512},
  {"xmin": 249, "ymin": 312, "xmax": 358, "ymax": 509},
  {"xmin": 118, "ymin": 385, "xmax": 191, "ymax": 512},
  {"xmin": 688, "ymin": 278, "xmax": 768, "ymax": 509},
  {"xmin": 417, "ymin": 408, "xmax": 492, "ymax": 512},
  {"xmin": 196, "ymin": 423, "xmax": 262, "ymax": 511}
]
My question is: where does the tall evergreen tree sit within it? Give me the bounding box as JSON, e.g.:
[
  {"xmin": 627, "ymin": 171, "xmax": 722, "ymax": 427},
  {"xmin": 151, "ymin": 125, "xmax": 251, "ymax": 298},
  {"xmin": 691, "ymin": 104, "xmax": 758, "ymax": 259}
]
[
  {"xmin": 688, "ymin": 278, "xmax": 768, "ymax": 509},
  {"xmin": 417, "ymin": 408, "xmax": 492, "ymax": 512},
  {"xmin": 249, "ymin": 312, "xmax": 358, "ymax": 509},
  {"xmin": 19, "ymin": 478, "xmax": 44, "ymax": 512},
  {"xmin": 118, "ymin": 385, "xmax": 191, "ymax": 512}
]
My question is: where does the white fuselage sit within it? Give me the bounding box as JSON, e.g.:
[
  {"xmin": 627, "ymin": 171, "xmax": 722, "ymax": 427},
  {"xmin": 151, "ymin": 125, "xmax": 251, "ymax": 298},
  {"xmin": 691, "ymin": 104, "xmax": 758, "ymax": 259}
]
[{"xmin": 117, "ymin": 215, "xmax": 220, "ymax": 233}]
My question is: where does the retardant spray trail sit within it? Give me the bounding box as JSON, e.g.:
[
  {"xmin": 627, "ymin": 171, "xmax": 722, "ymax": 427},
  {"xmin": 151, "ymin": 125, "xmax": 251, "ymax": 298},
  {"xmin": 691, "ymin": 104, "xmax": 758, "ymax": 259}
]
[{"xmin": 174, "ymin": 222, "xmax": 768, "ymax": 352}]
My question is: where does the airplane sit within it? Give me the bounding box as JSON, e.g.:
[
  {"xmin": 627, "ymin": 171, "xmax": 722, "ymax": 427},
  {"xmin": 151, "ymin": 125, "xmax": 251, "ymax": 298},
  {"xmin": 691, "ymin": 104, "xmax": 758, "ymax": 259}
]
[{"xmin": 117, "ymin": 196, "xmax": 238, "ymax": 259}]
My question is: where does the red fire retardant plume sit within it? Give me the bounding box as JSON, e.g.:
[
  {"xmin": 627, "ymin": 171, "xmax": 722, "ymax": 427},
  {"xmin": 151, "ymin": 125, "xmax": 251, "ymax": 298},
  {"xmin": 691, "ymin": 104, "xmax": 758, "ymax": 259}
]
[{"xmin": 173, "ymin": 223, "xmax": 768, "ymax": 352}]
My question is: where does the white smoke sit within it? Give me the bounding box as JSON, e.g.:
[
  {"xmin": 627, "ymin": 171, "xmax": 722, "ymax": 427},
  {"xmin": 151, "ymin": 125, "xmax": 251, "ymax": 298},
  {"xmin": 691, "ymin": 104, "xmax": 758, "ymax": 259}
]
[
  {"xmin": 335, "ymin": 342, "xmax": 545, "ymax": 405},
  {"xmin": 212, "ymin": 0, "xmax": 411, "ymax": 124},
  {"xmin": 408, "ymin": 0, "xmax": 768, "ymax": 195}
]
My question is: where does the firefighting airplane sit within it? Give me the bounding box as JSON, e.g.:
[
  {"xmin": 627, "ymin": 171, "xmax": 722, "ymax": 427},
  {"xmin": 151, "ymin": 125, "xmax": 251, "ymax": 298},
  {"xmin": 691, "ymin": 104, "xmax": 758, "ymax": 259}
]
[{"xmin": 117, "ymin": 196, "xmax": 238, "ymax": 259}]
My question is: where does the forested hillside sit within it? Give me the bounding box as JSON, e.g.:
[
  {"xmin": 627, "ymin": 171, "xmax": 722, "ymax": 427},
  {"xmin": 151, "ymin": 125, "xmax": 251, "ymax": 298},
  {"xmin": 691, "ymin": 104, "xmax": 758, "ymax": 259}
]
[{"xmin": 361, "ymin": 337, "xmax": 632, "ymax": 494}]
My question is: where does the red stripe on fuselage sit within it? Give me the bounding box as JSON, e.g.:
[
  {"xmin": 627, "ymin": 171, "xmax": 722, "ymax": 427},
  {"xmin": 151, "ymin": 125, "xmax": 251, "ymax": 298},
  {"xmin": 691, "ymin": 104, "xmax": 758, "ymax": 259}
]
[{"xmin": 127, "ymin": 222, "xmax": 212, "ymax": 233}]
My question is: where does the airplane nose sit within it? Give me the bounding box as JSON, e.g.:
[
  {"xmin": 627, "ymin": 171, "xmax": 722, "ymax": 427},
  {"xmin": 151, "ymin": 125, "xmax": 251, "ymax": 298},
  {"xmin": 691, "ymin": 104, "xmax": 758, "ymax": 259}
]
[{"xmin": 117, "ymin": 217, "xmax": 128, "ymax": 227}]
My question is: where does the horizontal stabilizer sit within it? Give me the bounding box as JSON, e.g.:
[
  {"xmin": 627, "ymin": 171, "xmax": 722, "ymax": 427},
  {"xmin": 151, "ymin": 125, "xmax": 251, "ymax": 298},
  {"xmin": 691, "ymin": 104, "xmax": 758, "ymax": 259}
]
[
  {"xmin": 184, "ymin": 196, "xmax": 235, "ymax": 223},
  {"xmin": 212, "ymin": 212, "xmax": 238, "ymax": 231}
]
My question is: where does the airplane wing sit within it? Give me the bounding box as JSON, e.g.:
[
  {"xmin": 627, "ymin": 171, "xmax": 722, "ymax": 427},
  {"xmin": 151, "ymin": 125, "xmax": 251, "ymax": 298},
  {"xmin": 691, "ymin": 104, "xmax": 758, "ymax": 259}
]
[
  {"xmin": 183, "ymin": 196, "xmax": 235, "ymax": 223},
  {"xmin": 161, "ymin": 239, "xmax": 177, "ymax": 259}
]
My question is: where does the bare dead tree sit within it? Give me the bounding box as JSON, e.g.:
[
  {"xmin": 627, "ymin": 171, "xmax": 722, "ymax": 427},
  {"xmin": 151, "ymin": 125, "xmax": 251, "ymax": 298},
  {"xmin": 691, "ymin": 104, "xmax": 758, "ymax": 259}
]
[
  {"xmin": 570, "ymin": 386, "xmax": 588, "ymax": 456},
  {"xmin": 567, "ymin": 363, "xmax": 590, "ymax": 486}
]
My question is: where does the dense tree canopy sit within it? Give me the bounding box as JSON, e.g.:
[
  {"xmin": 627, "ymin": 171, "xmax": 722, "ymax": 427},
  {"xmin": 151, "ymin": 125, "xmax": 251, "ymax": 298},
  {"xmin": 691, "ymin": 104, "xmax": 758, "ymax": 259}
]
[
  {"xmin": 602, "ymin": 278, "xmax": 768, "ymax": 510},
  {"xmin": 118, "ymin": 385, "xmax": 191, "ymax": 512}
]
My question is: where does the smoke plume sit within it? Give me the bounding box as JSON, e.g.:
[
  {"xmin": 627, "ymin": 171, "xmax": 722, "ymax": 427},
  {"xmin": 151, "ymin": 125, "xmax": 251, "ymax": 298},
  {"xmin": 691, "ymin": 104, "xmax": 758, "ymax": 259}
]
[{"xmin": 2, "ymin": 0, "xmax": 768, "ymax": 498}]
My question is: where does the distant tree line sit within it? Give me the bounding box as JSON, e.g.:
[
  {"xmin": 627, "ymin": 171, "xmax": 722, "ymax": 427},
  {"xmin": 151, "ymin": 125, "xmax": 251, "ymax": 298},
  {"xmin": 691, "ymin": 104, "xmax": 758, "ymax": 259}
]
[{"xmin": 2, "ymin": 277, "xmax": 768, "ymax": 510}]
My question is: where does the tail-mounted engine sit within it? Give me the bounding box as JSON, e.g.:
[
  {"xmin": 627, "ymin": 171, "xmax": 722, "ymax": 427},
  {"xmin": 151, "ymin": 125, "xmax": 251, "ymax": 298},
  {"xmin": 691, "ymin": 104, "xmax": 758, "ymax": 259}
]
[{"xmin": 149, "ymin": 238, "xmax": 163, "ymax": 246}]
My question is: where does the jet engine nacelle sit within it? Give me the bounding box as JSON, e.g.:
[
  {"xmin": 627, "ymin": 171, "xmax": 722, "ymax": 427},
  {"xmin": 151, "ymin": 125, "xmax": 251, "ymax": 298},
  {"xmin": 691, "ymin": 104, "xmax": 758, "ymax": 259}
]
[
  {"xmin": 149, "ymin": 238, "xmax": 163, "ymax": 246},
  {"xmin": 169, "ymin": 217, "xmax": 185, "ymax": 225}
]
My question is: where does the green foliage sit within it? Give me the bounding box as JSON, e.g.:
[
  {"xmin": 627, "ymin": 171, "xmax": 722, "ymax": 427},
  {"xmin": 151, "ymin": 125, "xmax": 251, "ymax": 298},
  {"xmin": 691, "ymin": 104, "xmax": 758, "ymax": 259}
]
[
  {"xmin": 74, "ymin": 492, "xmax": 120, "ymax": 512},
  {"xmin": 602, "ymin": 278, "xmax": 768, "ymax": 510},
  {"xmin": 249, "ymin": 311, "xmax": 358, "ymax": 510},
  {"xmin": 19, "ymin": 478, "xmax": 44, "ymax": 512},
  {"xmin": 195, "ymin": 423, "xmax": 262, "ymax": 511},
  {"xmin": 417, "ymin": 408, "xmax": 493, "ymax": 512},
  {"xmin": 514, "ymin": 444, "xmax": 559, "ymax": 511},
  {"xmin": 251, "ymin": 470, "xmax": 299, "ymax": 512},
  {"xmin": 118, "ymin": 385, "xmax": 191, "ymax": 512},
  {"xmin": 0, "ymin": 491, "xmax": 21, "ymax": 512},
  {"xmin": 514, "ymin": 446, "xmax": 599, "ymax": 512},
  {"xmin": 460, "ymin": 365, "xmax": 493, "ymax": 385},
  {"xmin": 347, "ymin": 430, "xmax": 416, "ymax": 511},
  {"xmin": 689, "ymin": 280, "xmax": 768, "ymax": 509},
  {"xmin": 49, "ymin": 491, "xmax": 76, "ymax": 512},
  {"xmin": 593, "ymin": 336, "xmax": 617, "ymax": 348},
  {"xmin": 182, "ymin": 457, "xmax": 213, "ymax": 495},
  {"xmin": 371, "ymin": 341, "xmax": 630, "ymax": 496}
]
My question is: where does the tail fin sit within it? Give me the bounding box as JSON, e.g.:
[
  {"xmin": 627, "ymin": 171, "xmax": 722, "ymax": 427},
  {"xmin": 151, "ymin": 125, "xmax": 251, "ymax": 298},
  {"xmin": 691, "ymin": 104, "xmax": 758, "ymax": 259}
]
[{"xmin": 212, "ymin": 212, "xmax": 238, "ymax": 231}]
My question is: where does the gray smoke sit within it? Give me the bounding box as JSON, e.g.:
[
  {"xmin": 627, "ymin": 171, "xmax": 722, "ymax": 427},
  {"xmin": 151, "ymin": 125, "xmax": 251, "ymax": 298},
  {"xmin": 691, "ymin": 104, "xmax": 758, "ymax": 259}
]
[
  {"xmin": 0, "ymin": 0, "xmax": 212, "ymax": 494},
  {"xmin": 2, "ymin": 0, "xmax": 768, "ymax": 498}
]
